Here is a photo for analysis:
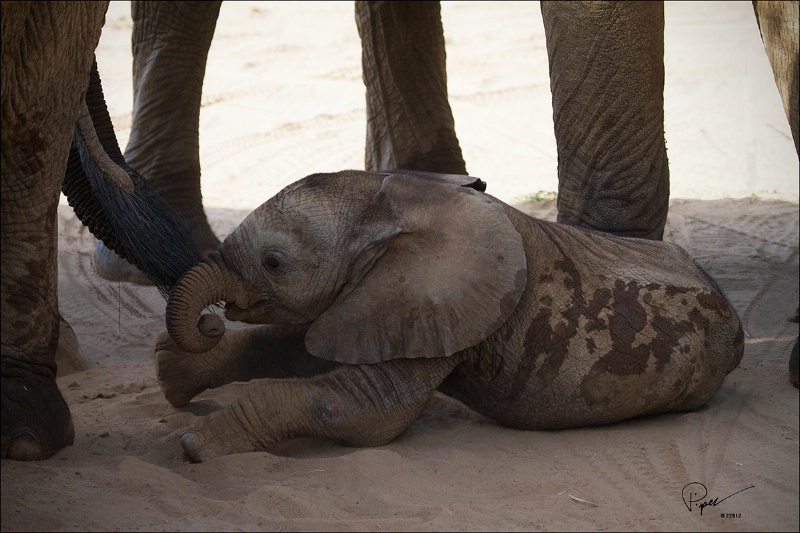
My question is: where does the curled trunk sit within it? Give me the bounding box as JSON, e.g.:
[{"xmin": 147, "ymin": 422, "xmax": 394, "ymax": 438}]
[{"xmin": 166, "ymin": 252, "xmax": 231, "ymax": 353}]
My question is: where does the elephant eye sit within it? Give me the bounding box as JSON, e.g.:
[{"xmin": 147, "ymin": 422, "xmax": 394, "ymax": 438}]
[{"xmin": 263, "ymin": 253, "xmax": 282, "ymax": 271}]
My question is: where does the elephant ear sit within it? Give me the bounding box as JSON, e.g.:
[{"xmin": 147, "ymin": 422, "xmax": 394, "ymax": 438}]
[
  {"xmin": 380, "ymin": 169, "xmax": 488, "ymax": 192},
  {"xmin": 305, "ymin": 173, "xmax": 527, "ymax": 364}
]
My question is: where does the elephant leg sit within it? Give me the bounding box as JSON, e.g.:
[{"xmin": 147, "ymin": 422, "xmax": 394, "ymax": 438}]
[
  {"xmin": 179, "ymin": 356, "xmax": 462, "ymax": 461},
  {"xmin": 753, "ymin": 0, "xmax": 800, "ymax": 157},
  {"xmin": 541, "ymin": 1, "xmax": 669, "ymax": 240},
  {"xmin": 154, "ymin": 325, "xmax": 337, "ymax": 407},
  {"xmin": 1, "ymin": 2, "xmax": 106, "ymax": 460},
  {"xmin": 356, "ymin": 1, "xmax": 467, "ymax": 174},
  {"xmin": 752, "ymin": 2, "xmax": 799, "ymax": 388},
  {"xmin": 95, "ymin": 1, "xmax": 223, "ymax": 283}
]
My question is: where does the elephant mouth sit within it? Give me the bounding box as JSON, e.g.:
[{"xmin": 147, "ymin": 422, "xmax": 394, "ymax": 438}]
[
  {"xmin": 224, "ymin": 299, "xmax": 315, "ymax": 327},
  {"xmin": 224, "ymin": 300, "xmax": 272, "ymax": 324}
]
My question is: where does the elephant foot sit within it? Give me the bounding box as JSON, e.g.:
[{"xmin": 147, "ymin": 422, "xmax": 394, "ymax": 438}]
[
  {"xmin": 1, "ymin": 373, "xmax": 75, "ymax": 460},
  {"xmin": 790, "ymin": 337, "xmax": 798, "ymax": 388},
  {"xmin": 179, "ymin": 407, "xmax": 263, "ymax": 462},
  {"xmin": 154, "ymin": 331, "xmax": 216, "ymax": 407},
  {"xmin": 180, "ymin": 431, "xmax": 223, "ymax": 462}
]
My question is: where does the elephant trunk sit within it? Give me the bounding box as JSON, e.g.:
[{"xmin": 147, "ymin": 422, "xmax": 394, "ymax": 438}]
[
  {"xmin": 166, "ymin": 251, "xmax": 231, "ymax": 353},
  {"xmin": 63, "ymin": 58, "xmax": 202, "ymax": 296}
]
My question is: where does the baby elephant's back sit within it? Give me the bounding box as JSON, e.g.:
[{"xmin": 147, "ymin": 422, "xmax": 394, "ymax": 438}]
[{"xmin": 456, "ymin": 215, "xmax": 745, "ymax": 430}]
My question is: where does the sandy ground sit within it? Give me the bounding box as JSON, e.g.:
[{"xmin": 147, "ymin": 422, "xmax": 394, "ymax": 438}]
[{"xmin": 2, "ymin": 1, "xmax": 798, "ymax": 531}]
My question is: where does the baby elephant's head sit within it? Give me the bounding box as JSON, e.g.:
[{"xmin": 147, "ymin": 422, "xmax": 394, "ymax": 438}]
[{"xmin": 166, "ymin": 170, "xmax": 527, "ymax": 365}]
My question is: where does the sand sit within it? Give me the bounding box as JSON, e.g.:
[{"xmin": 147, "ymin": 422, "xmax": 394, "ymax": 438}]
[{"xmin": 2, "ymin": 2, "xmax": 798, "ymax": 531}]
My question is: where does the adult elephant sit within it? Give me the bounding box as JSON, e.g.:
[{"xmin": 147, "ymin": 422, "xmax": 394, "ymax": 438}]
[
  {"xmin": 1, "ymin": 2, "xmax": 200, "ymax": 460},
  {"xmin": 95, "ymin": 0, "xmax": 468, "ymax": 281}
]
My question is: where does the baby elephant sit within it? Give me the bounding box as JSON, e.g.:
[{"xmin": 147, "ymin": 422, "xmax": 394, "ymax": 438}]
[{"xmin": 158, "ymin": 170, "xmax": 743, "ymax": 461}]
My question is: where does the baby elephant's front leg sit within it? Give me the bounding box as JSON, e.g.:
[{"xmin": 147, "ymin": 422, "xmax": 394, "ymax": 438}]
[
  {"xmin": 179, "ymin": 355, "xmax": 462, "ymax": 461},
  {"xmin": 155, "ymin": 324, "xmax": 334, "ymax": 407},
  {"xmin": 155, "ymin": 326, "xmax": 336, "ymax": 407}
]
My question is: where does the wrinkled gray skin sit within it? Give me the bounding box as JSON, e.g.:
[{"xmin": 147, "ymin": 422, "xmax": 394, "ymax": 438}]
[
  {"xmin": 752, "ymin": 1, "xmax": 799, "ymax": 157},
  {"xmin": 1, "ymin": 1, "xmax": 106, "ymax": 462},
  {"xmin": 750, "ymin": 1, "xmax": 800, "ymax": 387},
  {"xmin": 1, "ymin": 1, "xmax": 200, "ymax": 461},
  {"xmin": 160, "ymin": 170, "xmax": 744, "ymax": 462}
]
